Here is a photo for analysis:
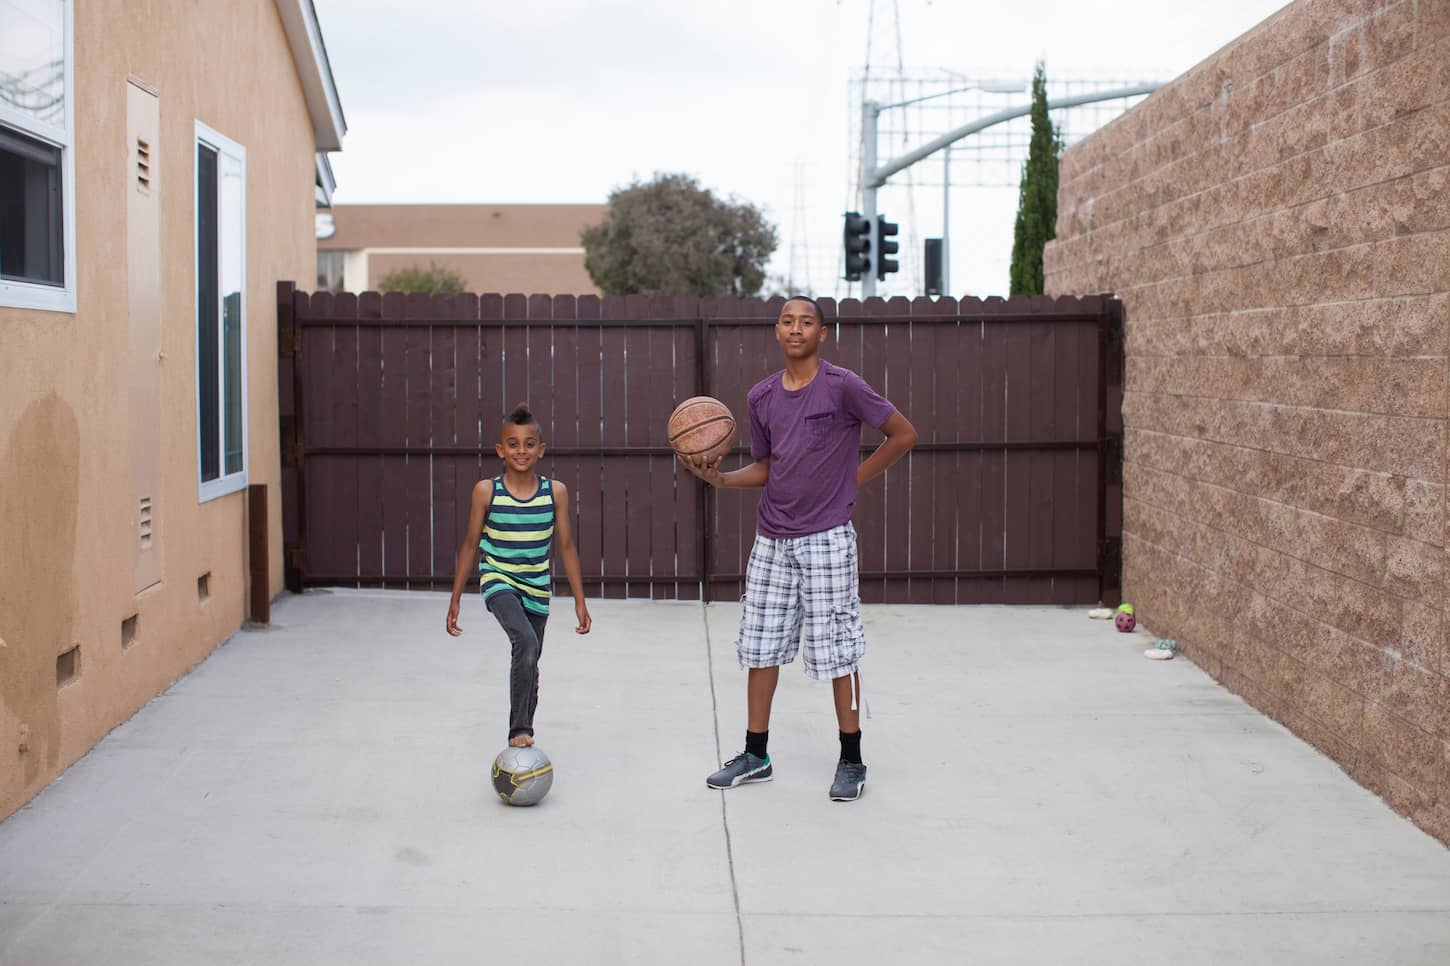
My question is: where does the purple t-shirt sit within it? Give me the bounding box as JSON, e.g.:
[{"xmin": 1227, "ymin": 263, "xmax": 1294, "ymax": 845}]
[{"xmin": 747, "ymin": 359, "xmax": 897, "ymax": 538}]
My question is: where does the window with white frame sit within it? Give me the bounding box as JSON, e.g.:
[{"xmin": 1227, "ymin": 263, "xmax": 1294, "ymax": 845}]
[
  {"xmin": 317, "ymin": 249, "xmax": 345, "ymax": 293},
  {"xmin": 0, "ymin": 0, "xmax": 75, "ymax": 312},
  {"xmin": 195, "ymin": 122, "xmax": 247, "ymax": 501}
]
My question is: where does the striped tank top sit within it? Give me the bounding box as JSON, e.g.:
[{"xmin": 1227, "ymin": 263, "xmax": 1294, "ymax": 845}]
[{"xmin": 479, "ymin": 475, "xmax": 555, "ymax": 615}]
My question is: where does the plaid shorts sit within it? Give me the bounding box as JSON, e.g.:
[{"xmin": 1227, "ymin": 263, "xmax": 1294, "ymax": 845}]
[{"xmin": 735, "ymin": 522, "xmax": 866, "ymax": 681}]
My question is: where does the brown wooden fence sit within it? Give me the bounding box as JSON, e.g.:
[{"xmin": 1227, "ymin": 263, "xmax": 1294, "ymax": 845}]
[{"xmin": 277, "ymin": 283, "xmax": 1123, "ymax": 605}]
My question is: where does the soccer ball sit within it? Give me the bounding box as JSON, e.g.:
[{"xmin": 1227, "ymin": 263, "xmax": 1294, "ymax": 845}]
[
  {"xmin": 1115, "ymin": 610, "xmax": 1137, "ymax": 633},
  {"xmin": 491, "ymin": 745, "xmax": 554, "ymax": 806}
]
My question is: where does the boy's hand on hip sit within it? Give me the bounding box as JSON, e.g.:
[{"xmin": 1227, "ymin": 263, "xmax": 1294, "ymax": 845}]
[
  {"xmin": 446, "ymin": 599, "xmax": 463, "ymax": 637},
  {"xmin": 575, "ymin": 602, "xmax": 592, "ymax": 634}
]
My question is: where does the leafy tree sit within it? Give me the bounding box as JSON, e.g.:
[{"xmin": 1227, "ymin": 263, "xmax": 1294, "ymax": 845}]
[
  {"xmin": 377, "ymin": 261, "xmax": 467, "ymax": 294},
  {"xmin": 1009, "ymin": 62, "xmax": 1063, "ymax": 297},
  {"xmin": 582, "ymin": 173, "xmax": 778, "ymax": 297}
]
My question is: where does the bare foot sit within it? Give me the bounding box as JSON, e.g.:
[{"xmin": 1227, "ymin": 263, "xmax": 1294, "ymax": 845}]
[{"xmin": 508, "ymin": 735, "xmax": 535, "ymax": 748}]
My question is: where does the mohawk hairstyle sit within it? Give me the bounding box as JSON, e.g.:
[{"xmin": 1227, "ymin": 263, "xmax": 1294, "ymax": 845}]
[{"xmin": 503, "ymin": 402, "xmax": 542, "ymax": 432}]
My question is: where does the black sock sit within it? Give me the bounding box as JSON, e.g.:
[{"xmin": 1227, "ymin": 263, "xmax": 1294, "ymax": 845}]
[
  {"xmin": 745, "ymin": 730, "xmax": 769, "ymax": 759},
  {"xmin": 839, "ymin": 729, "xmax": 862, "ymax": 764}
]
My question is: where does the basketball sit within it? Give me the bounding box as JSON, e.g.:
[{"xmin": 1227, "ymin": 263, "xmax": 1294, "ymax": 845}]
[
  {"xmin": 491, "ymin": 745, "xmax": 554, "ymax": 806},
  {"xmin": 668, "ymin": 396, "xmax": 737, "ymax": 464}
]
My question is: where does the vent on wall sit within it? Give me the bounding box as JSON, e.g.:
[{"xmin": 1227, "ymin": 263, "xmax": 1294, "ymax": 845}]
[
  {"xmin": 121, "ymin": 614, "xmax": 139, "ymax": 650},
  {"xmin": 135, "ymin": 137, "xmax": 151, "ymax": 193},
  {"xmin": 138, "ymin": 497, "xmax": 152, "ymax": 547},
  {"xmin": 56, "ymin": 645, "xmax": 80, "ymax": 687},
  {"xmin": 197, "ymin": 572, "xmax": 211, "ymax": 601}
]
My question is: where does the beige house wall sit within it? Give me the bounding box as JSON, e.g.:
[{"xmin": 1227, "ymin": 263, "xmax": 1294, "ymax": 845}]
[
  {"xmin": 318, "ymin": 204, "xmax": 605, "ymax": 294},
  {"xmin": 362, "ymin": 251, "xmax": 597, "ymax": 295},
  {"xmin": 1045, "ymin": 0, "xmax": 1450, "ymax": 844},
  {"xmin": 0, "ymin": 1, "xmax": 320, "ymax": 820}
]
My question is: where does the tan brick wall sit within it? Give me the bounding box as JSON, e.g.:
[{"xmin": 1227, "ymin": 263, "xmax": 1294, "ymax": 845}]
[{"xmin": 1045, "ymin": 0, "xmax": 1450, "ymax": 844}]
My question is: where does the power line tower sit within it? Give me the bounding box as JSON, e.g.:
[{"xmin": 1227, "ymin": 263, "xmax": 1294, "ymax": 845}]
[
  {"xmin": 845, "ymin": 0, "xmax": 923, "ymax": 297},
  {"xmin": 785, "ymin": 159, "xmax": 815, "ymax": 295},
  {"xmin": 848, "ymin": 70, "xmax": 1160, "ymax": 297}
]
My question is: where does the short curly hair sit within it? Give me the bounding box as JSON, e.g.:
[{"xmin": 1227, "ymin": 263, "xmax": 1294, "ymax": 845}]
[{"xmin": 780, "ymin": 294, "xmax": 827, "ymax": 322}]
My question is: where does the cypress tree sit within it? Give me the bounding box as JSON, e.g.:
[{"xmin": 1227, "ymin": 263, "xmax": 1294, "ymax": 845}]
[{"xmin": 1009, "ymin": 62, "xmax": 1062, "ymax": 297}]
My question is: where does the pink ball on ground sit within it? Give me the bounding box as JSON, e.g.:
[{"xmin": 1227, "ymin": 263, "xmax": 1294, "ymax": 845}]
[{"xmin": 1115, "ymin": 611, "xmax": 1136, "ymax": 633}]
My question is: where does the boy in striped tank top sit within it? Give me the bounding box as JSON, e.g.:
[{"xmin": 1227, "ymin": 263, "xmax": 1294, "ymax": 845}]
[{"xmin": 446, "ymin": 403, "xmax": 591, "ymax": 747}]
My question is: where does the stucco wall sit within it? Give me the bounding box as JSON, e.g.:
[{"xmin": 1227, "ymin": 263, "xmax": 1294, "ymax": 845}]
[
  {"xmin": 318, "ymin": 204, "xmax": 606, "ymax": 295},
  {"xmin": 362, "ymin": 251, "xmax": 599, "ymax": 295},
  {"xmin": 0, "ymin": 1, "xmax": 318, "ymax": 819},
  {"xmin": 1045, "ymin": 0, "xmax": 1450, "ymax": 843}
]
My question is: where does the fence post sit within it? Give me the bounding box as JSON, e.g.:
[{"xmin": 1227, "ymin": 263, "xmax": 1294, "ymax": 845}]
[
  {"xmin": 696, "ymin": 310, "xmax": 712, "ymax": 602},
  {"xmin": 1097, "ymin": 297, "xmax": 1125, "ymax": 607},
  {"xmin": 248, "ymin": 483, "xmax": 270, "ymax": 622},
  {"xmin": 277, "ymin": 280, "xmax": 308, "ymax": 593}
]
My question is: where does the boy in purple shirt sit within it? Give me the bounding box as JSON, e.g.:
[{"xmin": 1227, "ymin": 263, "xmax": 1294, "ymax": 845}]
[{"xmin": 685, "ymin": 296, "xmax": 917, "ymax": 801}]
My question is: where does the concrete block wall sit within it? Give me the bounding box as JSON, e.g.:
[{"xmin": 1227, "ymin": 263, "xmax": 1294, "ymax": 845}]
[{"xmin": 1044, "ymin": 0, "xmax": 1450, "ymax": 844}]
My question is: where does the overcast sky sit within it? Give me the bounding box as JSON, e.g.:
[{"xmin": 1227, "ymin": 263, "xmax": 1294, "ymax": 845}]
[{"xmin": 314, "ymin": 0, "xmax": 1290, "ymax": 299}]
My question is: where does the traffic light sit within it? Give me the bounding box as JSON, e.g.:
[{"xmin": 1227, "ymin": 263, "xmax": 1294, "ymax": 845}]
[
  {"xmin": 875, "ymin": 215, "xmax": 900, "ymax": 281},
  {"xmin": 924, "ymin": 238, "xmax": 943, "ymax": 296},
  {"xmin": 842, "ymin": 211, "xmax": 871, "ymax": 281}
]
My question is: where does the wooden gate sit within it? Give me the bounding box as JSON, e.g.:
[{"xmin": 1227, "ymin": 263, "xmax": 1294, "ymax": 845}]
[{"xmin": 277, "ymin": 283, "xmax": 1123, "ymax": 605}]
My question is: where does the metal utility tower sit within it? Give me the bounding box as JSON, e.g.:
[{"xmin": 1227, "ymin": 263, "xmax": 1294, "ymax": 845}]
[{"xmin": 854, "ymin": 81, "xmax": 1161, "ymax": 297}]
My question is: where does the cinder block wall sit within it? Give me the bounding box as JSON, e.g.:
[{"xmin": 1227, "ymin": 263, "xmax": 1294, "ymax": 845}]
[{"xmin": 1045, "ymin": 0, "xmax": 1450, "ymax": 844}]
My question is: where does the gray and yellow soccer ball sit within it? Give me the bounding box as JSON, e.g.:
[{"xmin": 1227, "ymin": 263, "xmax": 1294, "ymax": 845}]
[{"xmin": 491, "ymin": 745, "xmax": 554, "ymax": 806}]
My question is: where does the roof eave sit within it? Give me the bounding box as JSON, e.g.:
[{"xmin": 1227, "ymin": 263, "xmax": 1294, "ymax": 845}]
[
  {"xmin": 275, "ymin": 0, "xmax": 347, "ymax": 152},
  {"xmin": 315, "ymin": 152, "xmax": 337, "ymax": 206}
]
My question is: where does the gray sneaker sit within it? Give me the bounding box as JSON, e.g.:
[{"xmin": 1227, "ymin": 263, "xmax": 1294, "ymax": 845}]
[
  {"xmin": 830, "ymin": 759, "xmax": 867, "ymax": 801},
  {"xmin": 706, "ymin": 752, "xmax": 772, "ymax": 789}
]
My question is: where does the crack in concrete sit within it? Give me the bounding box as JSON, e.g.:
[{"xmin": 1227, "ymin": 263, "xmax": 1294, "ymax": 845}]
[{"xmin": 703, "ymin": 601, "xmax": 747, "ymax": 966}]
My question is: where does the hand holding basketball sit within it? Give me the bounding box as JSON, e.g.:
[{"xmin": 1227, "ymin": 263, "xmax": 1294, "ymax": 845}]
[
  {"xmin": 668, "ymin": 397, "xmax": 736, "ymax": 485},
  {"xmin": 681, "ymin": 451, "xmax": 726, "ymax": 485}
]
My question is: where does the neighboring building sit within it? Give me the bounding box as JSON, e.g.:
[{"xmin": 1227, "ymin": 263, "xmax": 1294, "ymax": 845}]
[
  {"xmin": 0, "ymin": 0, "xmax": 344, "ymax": 821},
  {"xmin": 315, "ymin": 203, "xmax": 605, "ymax": 294}
]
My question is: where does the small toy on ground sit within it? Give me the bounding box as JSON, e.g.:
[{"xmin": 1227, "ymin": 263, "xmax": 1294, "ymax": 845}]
[
  {"xmin": 1088, "ymin": 607, "xmax": 1113, "ymax": 619},
  {"xmin": 1114, "ymin": 602, "xmax": 1136, "ymax": 633},
  {"xmin": 492, "ymin": 745, "xmax": 554, "ymax": 806},
  {"xmin": 1144, "ymin": 638, "xmax": 1178, "ymax": 661}
]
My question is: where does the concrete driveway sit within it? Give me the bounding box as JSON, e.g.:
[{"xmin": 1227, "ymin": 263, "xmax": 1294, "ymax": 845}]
[{"xmin": 2, "ymin": 590, "xmax": 1448, "ymax": 965}]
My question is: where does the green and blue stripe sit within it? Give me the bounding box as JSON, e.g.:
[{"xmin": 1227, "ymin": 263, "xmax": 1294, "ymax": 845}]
[{"xmin": 479, "ymin": 476, "xmax": 554, "ymax": 615}]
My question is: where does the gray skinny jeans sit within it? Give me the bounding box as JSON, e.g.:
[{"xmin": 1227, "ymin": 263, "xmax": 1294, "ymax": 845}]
[{"xmin": 485, "ymin": 591, "xmax": 549, "ymax": 739}]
